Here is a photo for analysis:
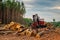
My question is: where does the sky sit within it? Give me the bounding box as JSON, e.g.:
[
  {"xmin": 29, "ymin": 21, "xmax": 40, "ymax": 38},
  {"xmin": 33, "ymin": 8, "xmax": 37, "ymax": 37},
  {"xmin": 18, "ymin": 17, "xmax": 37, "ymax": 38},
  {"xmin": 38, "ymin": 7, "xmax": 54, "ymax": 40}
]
[{"xmin": 18, "ymin": 0, "xmax": 60, "ymax": 22}]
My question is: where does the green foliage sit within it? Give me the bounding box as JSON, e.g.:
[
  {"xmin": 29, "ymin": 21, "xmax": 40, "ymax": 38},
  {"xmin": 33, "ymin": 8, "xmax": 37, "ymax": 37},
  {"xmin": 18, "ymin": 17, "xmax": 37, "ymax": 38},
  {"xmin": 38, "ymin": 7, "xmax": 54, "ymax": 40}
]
[
  {"xmin": 53, "ymin": 19, "xmax": 55, "ymax": 22},
  {"xmin": 53, "ymin": 21, "xmax": 60, "ymax": 27},
  {"xmin": 23, "ymin": 18, "xmax": 32, "ymax": 25}
]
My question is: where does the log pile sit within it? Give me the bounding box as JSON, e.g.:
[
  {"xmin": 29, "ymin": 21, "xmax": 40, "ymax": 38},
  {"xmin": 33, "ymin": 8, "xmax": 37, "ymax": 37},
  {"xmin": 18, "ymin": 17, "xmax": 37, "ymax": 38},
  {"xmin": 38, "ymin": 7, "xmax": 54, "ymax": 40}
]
[{"xmin": 0, "ymin": 22, "xmax": 57, "ymax": 38}]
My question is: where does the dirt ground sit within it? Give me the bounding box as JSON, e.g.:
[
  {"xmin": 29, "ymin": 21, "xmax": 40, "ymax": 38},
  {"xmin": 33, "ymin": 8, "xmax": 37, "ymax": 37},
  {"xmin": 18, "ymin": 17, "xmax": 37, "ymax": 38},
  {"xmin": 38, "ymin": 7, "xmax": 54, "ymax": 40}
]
[{"xmin": 0, "ymin": 34, "xmax": 39, "ymax": 40}]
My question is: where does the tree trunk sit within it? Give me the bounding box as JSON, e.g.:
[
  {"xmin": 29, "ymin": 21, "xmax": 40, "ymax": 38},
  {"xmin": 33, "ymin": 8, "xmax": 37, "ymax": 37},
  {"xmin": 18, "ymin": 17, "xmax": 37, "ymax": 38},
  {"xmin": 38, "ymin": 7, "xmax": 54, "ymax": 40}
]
[
  {"xmin": 2, "ymin": 4, "xmax": 4, "ymax": 24},
  {"xmin": 0, "ymin": 0, "xmax": 2, "ymax": 2}
]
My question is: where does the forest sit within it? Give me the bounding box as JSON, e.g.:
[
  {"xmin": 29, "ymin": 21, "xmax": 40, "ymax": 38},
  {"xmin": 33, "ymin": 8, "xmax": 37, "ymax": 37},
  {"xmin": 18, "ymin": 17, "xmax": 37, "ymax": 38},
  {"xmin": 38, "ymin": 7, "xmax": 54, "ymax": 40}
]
[{"xmin": 0, "ymin": 0, "xmax": 26, "ymax": 24}]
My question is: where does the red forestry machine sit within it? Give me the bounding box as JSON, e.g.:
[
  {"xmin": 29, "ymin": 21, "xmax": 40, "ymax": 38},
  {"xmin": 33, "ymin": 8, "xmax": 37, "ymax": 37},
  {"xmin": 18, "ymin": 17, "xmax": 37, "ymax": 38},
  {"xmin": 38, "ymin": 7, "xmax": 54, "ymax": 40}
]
[{"xmin": 31, "ymin": 14, "xmax": 47, "ymax": 29}]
